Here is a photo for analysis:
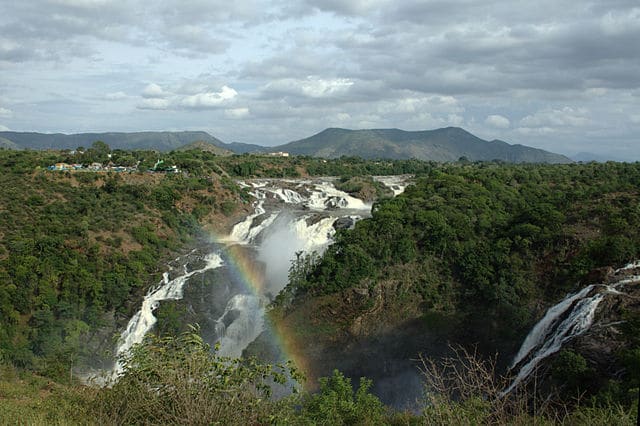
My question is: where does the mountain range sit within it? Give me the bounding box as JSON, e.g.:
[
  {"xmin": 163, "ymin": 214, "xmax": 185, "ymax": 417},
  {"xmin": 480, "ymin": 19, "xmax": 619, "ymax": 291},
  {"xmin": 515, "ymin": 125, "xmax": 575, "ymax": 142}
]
[
  {"xmin": 0, "ymin": 131, "xmax": 224, "ymax": 152},
  {"xmin": 0, "ymin": 127, "xmax": 572, "ymax": 163},
  {"xmin": 278, "ymin": 127, "xmax": 571, "ymax": 163}
]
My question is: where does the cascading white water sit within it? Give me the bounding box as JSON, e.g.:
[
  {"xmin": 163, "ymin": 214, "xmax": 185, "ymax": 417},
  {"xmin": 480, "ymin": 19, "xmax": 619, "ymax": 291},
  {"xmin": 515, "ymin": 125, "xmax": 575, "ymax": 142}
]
[
  {"xmin": 293, "ymin": 216, "xmax": 337, "ymax": 252},
  {"xmin": 112, "ymin": 252, "xmax": 224, "ymax": 377},
  {"xmin": 503, "ymin": 264, "xmax": 640, "ymax": 395},
  {"xmin": 510, "ymin": 285, "xmax": 596, "ymax": 368},
  {"xmin": 268, "ymin": 188, "xmax": 306, "ymax": 204},
  {"xmin": 306, "ymin": 182, "xmax": 370, "ymax": 210},
  {"xmin": 503, "ymin": 290, "xmax": 604, "ymax": 395},
  {"xmin": 215, "ymin": 294, "xmax": 265, "ymax": 358},
  {"xmin": 373, "ymin": 175, "xmax": 411, "ymax": 196},
  {"xmin": 211, "ymin": 178, "xmax": 374, "ymax": 357},
  {"xmin": 227, "ymin": 197, "xmax": 267, "ymax": 243}
]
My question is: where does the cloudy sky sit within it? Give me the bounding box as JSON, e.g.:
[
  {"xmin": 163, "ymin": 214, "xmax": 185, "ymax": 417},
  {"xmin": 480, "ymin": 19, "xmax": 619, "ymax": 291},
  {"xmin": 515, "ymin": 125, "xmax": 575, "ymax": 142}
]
[{"xmin": 1, "ymin": 0, "xmax": 639, "ymax": 159}]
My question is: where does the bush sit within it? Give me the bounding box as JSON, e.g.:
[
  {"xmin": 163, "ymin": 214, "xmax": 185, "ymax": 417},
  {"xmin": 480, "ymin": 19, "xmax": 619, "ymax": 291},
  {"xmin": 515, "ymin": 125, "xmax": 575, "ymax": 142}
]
[
  {"xmin": 94, "ymin": 327, "xmax": 300, "ymax": 425},
  {"xmin": 300, "ymin": 369, "xmax": 387, "ymax": 426}
]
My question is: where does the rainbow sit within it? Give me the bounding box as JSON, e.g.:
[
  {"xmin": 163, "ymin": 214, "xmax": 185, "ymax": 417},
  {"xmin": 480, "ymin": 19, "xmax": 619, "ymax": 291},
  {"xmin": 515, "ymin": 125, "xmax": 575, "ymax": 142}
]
[{"xmin": 209, "ymin": 233, "xmax": 315, "ymax": 386}]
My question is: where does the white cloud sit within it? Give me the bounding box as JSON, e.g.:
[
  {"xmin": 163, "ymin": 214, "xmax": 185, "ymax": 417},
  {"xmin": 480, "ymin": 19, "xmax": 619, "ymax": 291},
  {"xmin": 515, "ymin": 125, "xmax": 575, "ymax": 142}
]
[
  {"xmin": 104, "ymin": 91, "xmax": 128, "ymax": 100},
  {"xmin": 0, "ymin": 124, "xmax": 9, "ymax": 131},
  {"xmin": 0, "ymin": 107, "xmax": 12, "ymax": 117},
  {"xmin": 142, "ymin": 83, "xmax": 167, "ymax": 99},
  {"xmin": 300, "ymin": 77, "xmax": 353, "ymax": 98},
  {"xmin": 137, "ymin": 98, "xmax": 170, "ymax": 110},
  {"xmin": 515, "ymin": 126, "xmax": 555, "ymax": 135},
  {"xmin": 225, "ymin": 107, "xmax": 250, "ymax": 118},
  {"xmin": 181, "ymin": 86, "xmax": 237, "ymax": 109},
  {"xmin": 600, "ymin": 8, "xmax": 640, "ymax": 36},
  {"xmin": 631, "ymin": 114, "xmax": 640, "ymax": 124},
  {"xmin": 264, "ymin": 77, "xmax": 354, "ymax": 99},
  {"xmin": 520, "ymin": 107, "xmax": 590, "ymax": 128},
  {"xmin": 485, "ymin": 114, "xmax": 510, "ymax": 129},
  {"xmin": 448, "ymin": 114, "xmax": 464, "ymax": 126},
  {"xmin": 50, "ymin": 0, "xmax": 111, "ymax": 8}
]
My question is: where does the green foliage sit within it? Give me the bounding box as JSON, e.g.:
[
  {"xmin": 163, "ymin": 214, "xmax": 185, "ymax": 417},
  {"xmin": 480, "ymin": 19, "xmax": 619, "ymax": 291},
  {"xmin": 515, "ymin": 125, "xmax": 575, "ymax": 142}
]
[
  {"xmin": 334, "ymin": 176, "xmax": 393, "ymax": 201},
  {"xmin": 551, "ymin": 349, "xmax": 593, "ymax": 392},
  {"xmin": 292, "ymin": 162, "xmax": 640, "ymax": 344},
  {"xmin": 300, "ymin": 369, "xmax": 387, "ymax": 426},
  {"xmin": 0, "ymin": 150, "xmax": 219, "ymax": 376},
  {"xmin": 0, "ymin": 364, "xmax": 95, "ymax": 425},
  {"xmin": 94, "ymin": 328, "xmax": 300, "ymax": 425},
  {"xmin": 219, "ymin": 200, "xmax": 237, "ymax": 216}
]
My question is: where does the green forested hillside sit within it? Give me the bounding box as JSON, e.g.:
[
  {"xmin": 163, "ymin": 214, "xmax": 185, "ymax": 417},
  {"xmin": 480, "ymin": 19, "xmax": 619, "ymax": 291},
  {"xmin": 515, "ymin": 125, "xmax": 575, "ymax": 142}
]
[
  {"xmin": 275, "ymin": 127, "xmax": 572, "ymax": 163},
  {"xmin": 277, "ymin": 161, "xmax": 640, "ymax": 410},
  {"xmin": 294, "ymin": 162, "xmax": 640, "ymax": 309},
  {"xmin": 1, "ymin": 149, "xmax": 638, "ymax": 424},
  {"xmin": 0, "ymin": 150, "xmax": 247, "ymax": 374}
]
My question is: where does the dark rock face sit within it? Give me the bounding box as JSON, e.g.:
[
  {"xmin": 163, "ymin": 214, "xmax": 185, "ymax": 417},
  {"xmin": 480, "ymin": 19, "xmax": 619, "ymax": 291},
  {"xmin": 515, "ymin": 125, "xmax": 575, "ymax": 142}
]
[
  {"xmin": 584, "ymin": 266, "xmax": 614, "ymax": 284},
  {"xmin": 333, "ymin": 216, "xmax": 355, "ymax": 230}
]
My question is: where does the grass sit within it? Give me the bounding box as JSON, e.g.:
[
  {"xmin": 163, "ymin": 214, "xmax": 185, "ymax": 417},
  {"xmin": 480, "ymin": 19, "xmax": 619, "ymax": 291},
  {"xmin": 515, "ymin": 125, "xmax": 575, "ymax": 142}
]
[{"xmin": 0, "ymin": 365, "xmax": 94, "ymax": 425}]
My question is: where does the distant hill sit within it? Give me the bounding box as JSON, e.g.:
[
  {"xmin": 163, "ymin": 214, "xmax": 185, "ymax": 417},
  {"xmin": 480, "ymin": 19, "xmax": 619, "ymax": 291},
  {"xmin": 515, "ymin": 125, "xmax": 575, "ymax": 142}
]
[
  {"xmin": 176, "ymin": 140, "xmax": 233, "ymax": 156},
  {"xmin": 0, "ymin": 131, "xmax": 227, "ymax": 152},
  {"xmin": 274, "ymin": 127, "xmax": 572, "ymax": 163},
  {"xmin": 1, "ymin": 127, "xmax": 572, "ymax": 163},
  {"xmin": 572, "ymin": 152, "xmax": 626, "ymax": 163},
  {"xmin": 0, "ymin": 136, "xmax": 21, "ymax": 150},
  {"xmin": 224, "ymin": 142, "xmax": 268, "ymax": 154}
]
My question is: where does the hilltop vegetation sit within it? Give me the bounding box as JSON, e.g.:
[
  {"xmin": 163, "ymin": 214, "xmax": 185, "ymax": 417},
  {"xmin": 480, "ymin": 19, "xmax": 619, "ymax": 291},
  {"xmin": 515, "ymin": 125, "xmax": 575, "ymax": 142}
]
[
  {"xmin": 0, "ymin": 149, "xmax": 250, "ymax": 374},
  {"xmin": 0, "ymin": 147, "xmax": 433, "ymax": 375},
  {"xmin": 277, "ymin": 161, "xmax": 640, "ymax": 411},
  {"xmin": 0, "ymin": 130, "xmax": 228, "ymax": 152},
  {"xmin": 0, "ymin": 148, "xmax": 638, "ymax": 423}
]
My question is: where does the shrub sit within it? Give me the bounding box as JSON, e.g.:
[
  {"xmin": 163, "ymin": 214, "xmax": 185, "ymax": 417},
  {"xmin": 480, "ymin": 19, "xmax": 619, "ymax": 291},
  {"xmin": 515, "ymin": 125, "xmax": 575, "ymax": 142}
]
[{"xmin": 94, "ymin": 327, "xmax": 300, "ymax": 425}]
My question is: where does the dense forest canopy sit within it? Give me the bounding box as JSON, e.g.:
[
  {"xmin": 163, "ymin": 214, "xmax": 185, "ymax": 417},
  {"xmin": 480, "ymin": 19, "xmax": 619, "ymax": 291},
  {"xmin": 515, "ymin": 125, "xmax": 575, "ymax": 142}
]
[
  {"xmin": 0, "ymin": 147, "xmax": 433, "ymax": 373},
  {"xmin": 0, "ymin": 147, "xmax": 638, "ymax": 423},
  {"xmin": 275, "ymin": 160, "xmax": 640, "ymax": 415}
]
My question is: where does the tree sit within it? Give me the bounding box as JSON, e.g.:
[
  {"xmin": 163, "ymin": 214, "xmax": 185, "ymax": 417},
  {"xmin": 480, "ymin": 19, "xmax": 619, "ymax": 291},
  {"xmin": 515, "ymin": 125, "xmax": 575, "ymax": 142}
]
[
  {"xmin": 91, "ymin": 140, "xmax": 111, "ymax": 157},
  {"xmin": 300, "ymin": 369, "xmax": 386, "ymax": 426}
]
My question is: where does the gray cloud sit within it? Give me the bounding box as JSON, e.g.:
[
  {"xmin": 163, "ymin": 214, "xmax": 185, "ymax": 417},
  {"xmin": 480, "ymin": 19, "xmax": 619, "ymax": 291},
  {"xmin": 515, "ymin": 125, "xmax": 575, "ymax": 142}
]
[{"xmin": 0, "ymin": 0, "xmax": 639, "ymax": 159}]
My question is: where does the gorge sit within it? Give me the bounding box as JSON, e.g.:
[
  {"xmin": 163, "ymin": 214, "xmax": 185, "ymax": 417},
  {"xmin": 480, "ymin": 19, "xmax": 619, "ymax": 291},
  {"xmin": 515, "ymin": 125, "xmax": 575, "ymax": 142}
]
[{"xmin": 105, "ymin": 173, "xmax": 640, "ymax": 409}]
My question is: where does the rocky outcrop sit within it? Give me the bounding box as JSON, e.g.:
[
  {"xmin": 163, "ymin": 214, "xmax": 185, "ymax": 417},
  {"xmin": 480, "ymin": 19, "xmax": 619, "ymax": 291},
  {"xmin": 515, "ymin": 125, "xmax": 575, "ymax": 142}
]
[{"xmin": 572, "ymin": 265, "xmax": 640, "ymax": 374}]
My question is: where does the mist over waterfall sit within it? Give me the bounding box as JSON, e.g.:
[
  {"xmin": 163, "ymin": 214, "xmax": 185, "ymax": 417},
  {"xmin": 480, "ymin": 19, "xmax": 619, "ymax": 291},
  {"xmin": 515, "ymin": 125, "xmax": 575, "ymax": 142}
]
[
  {"xmin": 111, "ymin": 177, "xmax": 399, "ymax": 381},
  {"xmin": 214, "ymin": 294, "xmax": 264, "ymax": 358},
  {"xmin": 208, "ymin": 178, "xmax": 371, "ymax": 357}
]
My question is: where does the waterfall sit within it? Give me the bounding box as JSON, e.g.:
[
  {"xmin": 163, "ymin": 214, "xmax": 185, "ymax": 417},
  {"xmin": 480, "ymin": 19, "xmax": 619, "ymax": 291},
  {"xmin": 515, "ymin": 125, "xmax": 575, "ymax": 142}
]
[
  {"xmin": 503, "ymin": 264, "xmax": 640, "ymax": 395},
  {"xmin": 112, "ymin": 252, "xmax": 224, "ymax": 377},
  {"xmin": 215, "ymin": 294, "xmax": 265, "ymax": 358},
  {"xmin": 510, "ymin": 285, "xmax": 596, "ymax": 368},
  {"xmin": 306, "ymin": 182, "xmax": 370, "ymax": 210},
  {"xmin": 108, "ymin": 177, "xmax": 409, "ymax": 382},
  {"xmin": 503, "ymin": 289, "xmax": 604, "ymax": 395},
  {"xmin": 373, "ymin": 175, "xmax": 411, "ymax": 196},
  {"xmin": 227, "ymin": 197, "xmax": 267, "ymax": 243},
  {"xmin": 268, "ymin": 188, "xmax": 306, "ymax": 204},
  {"xmin": 293, "ymin": 215, "xmax": 337, "ymax": 252}
]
